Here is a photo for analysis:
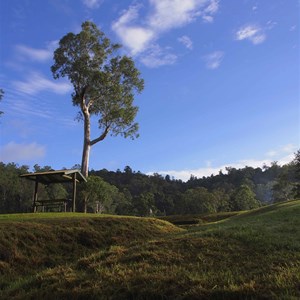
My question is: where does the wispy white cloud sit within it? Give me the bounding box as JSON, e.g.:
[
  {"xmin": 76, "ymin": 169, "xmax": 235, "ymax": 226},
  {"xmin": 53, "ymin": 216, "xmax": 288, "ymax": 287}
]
[
  {"xmin": 9, "ymin": 97, "xmax": 53, "ymax": 119},
  {"xmin": 0, "ymin": 142, "xmax": 46, "ymax": 163},
  {"xmin": 15, "ymin": 40, "xmax": 58, "ymax": 62},
  {"xmin": 112, "ymin": 6, "xmax": 155, "ymax": 55},
  {"xmin": 148, "ymin": 0, "xmax": 219, "ymax": 31},
  {"xmin": 149, "ymin": 144, "xmax": 297, "ymax": 181},
  {"xmin": 82, "ymin": 0, "xmax": 102, "ymax": 9},
  {"xmin": 140, "ymin": 44, "xmax": 177, "ymax": 68},
  {"xmin": 1, "ymin": 77, "xmax": 78, "ymax": 128},
  {"xmin": 266, "ymin": 144, "xmax": 297, "ymax": 158},
  {"xmin": 16, "ymin": 45, "xmax": 52, "ymax": 61},
  {"xmin": 12, "ymin": 72, "xmax": 72, "ymax": 95},
  {"xmin": 178, "ymin": 35, "xmax": 193, "ymax": 50},
  {"xmin": 203, "ymin": 51, "xmax": 224, "ymax": 69},
  {"xmin": 112, "ymin": 0, "xmax": 219, "ymax": 67},
  {"xmin": 235, "ymin": 24, "xmax": 266, "ymax": 45},
  {"xmin": 1, "ymin": 85, "xmax": 77, "ymax": 128},
  {"xmin": 202, "ymin": 0, "xmax": 219, "ymax": 23},
  {"xmin": 266, "ymin": 20, "xmax": 277, "ymax": 30}
]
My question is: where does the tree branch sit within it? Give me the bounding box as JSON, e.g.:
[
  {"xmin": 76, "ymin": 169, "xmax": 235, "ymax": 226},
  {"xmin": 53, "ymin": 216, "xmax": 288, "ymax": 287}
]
[
  {"xmin": 87, "ymin": 99, "xmax": 94, "ymax": 109},
  {"xmin": 90, "ymin": 125, "xmax": 110, "ymax": 146}
]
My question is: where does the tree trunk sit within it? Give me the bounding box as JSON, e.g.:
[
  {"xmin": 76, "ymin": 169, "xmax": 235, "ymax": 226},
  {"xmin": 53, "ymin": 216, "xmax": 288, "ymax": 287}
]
[
  {"xmin": 81, "ymin": 140, "xmax": 90, "ymax": 178},
  {"xmin": 83, "ymin": 195, "xmax": 88, "ymax": 213},
  {"xmin": 81, "ymin": 111, "xmax": 91, "ymax": 178}
]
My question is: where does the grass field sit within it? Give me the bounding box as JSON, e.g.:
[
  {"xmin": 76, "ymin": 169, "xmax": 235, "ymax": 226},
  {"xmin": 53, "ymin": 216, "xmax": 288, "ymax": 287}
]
[{"xmin": 0, "ymin": 200, "xmax": 299, "ymax": 299}]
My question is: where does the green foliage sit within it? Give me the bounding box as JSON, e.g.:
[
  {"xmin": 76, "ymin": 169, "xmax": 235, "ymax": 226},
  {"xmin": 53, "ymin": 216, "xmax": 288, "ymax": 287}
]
[
  {"xmin": 0, "ymin": 151, "xmax": 299, "ymax": 215},
  {"xmin": 0, "ymin": 163, "xmax": 32, "ymax": 213},
  {"xmin": 0, "ymin": 163, "xmax": 70, "ymax": 213},
  {"xmin": 46, "ymin": 183, "xmax": 68, "ymax": 200},
  {"xmin": 182, "ymin": 187, "xmax": 218, "ymax": 214},
  {"xmin": 272, "ymin": 162, "xmax": 297, "ymax": 202},
  {"xmin": 132, "ymin": 192, "xmax": 155, "ymax": 216},
  {"xmin": 1, "ymin": 200, "xmax": 299, "ymax": 299},
  {"xmin": 114, "ymin": 188, "xmax": 134, "ymax": 215},
  {"xmin": 80, "ymin": 175, "xmax": 119, "ymax": 213},
  {"xmin": 231, "ymin": 184, "xmax": 260, "ymax": 210},
  {"xmin": 294, "ymin": 150, "xmax": 300, "ymax": 197}
]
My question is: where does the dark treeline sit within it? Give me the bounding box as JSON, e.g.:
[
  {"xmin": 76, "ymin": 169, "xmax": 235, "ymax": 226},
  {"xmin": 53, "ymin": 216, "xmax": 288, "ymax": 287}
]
[{"xmin": 0, "ymin": 151, "xmax": 299, "ymax": 215}]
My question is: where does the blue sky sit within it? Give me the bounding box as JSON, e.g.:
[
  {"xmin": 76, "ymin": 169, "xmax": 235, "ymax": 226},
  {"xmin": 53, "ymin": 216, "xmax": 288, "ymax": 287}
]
[{"xmin": 0, "ymin": 0, "xmax": 299, "ymax": 180}]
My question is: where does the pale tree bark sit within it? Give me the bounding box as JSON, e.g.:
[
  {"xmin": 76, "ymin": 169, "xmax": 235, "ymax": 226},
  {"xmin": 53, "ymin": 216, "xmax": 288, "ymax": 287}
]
[
  {"xmin": 80, "ymin": 97, "xmax": 91, "ymax": 178},
  {"xmin": 81, "ymin": 140, "xmax": 91, "ymax": 178},
  {"xmin": 80, "ymin": 96, "xmax": 110, "ymax": 178}
]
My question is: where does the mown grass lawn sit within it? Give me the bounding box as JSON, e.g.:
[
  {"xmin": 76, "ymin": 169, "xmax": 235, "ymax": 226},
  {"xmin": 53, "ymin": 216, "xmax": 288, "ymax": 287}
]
[{"xmin": 1, "ymin": 200, "xmax": 299, "ymax": 299}]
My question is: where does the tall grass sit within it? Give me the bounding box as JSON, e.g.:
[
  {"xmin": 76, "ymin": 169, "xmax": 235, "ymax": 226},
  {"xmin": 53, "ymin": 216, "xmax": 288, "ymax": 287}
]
[{"xmin": 1, "ymin": 200, "xmax": 299, "ymax": 299}]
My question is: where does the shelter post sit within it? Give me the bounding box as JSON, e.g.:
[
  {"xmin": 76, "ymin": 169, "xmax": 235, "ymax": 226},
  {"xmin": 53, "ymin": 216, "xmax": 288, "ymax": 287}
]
[
  {"xmin": 72, "ymin": 173, "xmax": 77, "ymax": 212},
  {"xmin": 33, "ymin": 180, "xmax": 39, "ymax": 212}
]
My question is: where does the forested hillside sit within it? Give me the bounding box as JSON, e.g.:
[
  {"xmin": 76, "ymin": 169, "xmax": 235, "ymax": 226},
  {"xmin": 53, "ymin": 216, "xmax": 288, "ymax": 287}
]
[{"xmin": 0, "ymin": 151, "xmax": 299, "ymax": 215}]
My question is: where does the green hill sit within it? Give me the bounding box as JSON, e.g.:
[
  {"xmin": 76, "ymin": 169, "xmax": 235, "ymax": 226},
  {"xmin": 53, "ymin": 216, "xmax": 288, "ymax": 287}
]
[{"xmin": 1, "ymin": 200, "xmax": 300, "ymax": 299}]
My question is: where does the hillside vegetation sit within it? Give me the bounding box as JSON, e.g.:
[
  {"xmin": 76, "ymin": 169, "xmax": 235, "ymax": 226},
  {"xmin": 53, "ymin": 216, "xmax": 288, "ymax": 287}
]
[
  {"xmin": 1, "ymin": 154, "xmax": 299, "ymax": 216},
  {"xmin": 1, "ymin": 200, "xmax": 300, "ymax": 299}
]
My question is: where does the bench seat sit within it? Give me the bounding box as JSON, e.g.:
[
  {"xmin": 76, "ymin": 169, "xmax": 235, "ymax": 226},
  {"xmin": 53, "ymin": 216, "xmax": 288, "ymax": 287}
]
[{"xmin": 34, "ymin": 199, "xmax": 71, "ymax": 212}]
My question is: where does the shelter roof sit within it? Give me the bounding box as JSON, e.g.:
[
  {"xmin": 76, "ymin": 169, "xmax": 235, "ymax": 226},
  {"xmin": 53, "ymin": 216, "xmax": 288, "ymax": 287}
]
[{"xmin": 20, "ymin": 169, "xmax": 87, "ymax": 185}]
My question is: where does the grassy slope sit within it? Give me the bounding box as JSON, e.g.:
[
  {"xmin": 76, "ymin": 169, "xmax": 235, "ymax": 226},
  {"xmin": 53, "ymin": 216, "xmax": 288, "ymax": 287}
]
[
  {"xmin": 1, "ymin": 200, "xmax": 300, "ymax": 299},
  {"xmin": 159, "ymin": 211, "xmax": 240, "ymax": 225}
]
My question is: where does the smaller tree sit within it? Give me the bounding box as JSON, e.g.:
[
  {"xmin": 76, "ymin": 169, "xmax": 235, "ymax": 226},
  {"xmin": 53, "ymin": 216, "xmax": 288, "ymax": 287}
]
[
  {"xmin": 183, "ymin": 187, "xmax": 218, "ymax": 214},
  {"xmin": 132, "ymin": 192, "xmax": 155, "ymax": 216},
  {"xmin": 45, "ymin": 184, "xmax": 68, "ymax": 201},
  {"xmin": 114, "ymin": 188, "xmax": 134, "ymax": 215},
  {"xmin": 272, "ymin": 162, "xmax": 297, "ymax": 202},
  {"xmin": 272, "ymin": 178, "xmax": 293, "ymax": 203},
  {"xmin": 231, "ymin": 185, "xmax": 260, "ymax": 211},
  {"xmin": 80, "ymin": 176, "xmax": 119, "ymax": 213},
  {"xmin": 212, "ymin": 188, "xmax": 231, "ymax": 212},
  {"xmin": 0, "ymin": 163, "xmax": 32, "ymax": 213}
]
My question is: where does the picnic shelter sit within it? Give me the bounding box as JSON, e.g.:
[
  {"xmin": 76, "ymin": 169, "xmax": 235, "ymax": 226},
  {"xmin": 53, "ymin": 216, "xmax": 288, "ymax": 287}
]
[{"xmin": 20, "ymin": 169, "xmax": 87, "ymax": 212}]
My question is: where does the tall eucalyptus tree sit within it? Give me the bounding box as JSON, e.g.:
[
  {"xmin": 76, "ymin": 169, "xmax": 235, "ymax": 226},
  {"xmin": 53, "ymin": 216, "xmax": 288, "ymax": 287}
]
[{"xmin": 51, "ymin": 21, "xmax": 144, "ymax": 177}]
